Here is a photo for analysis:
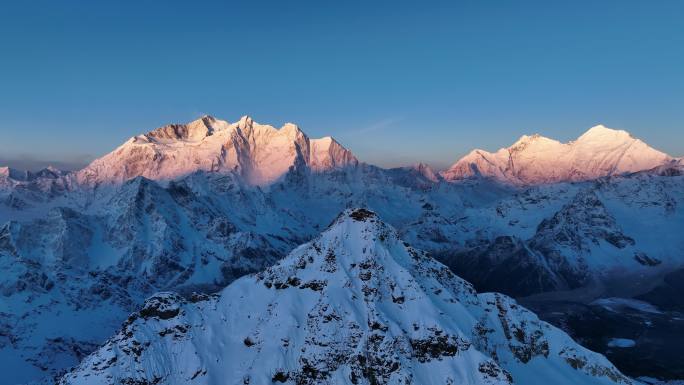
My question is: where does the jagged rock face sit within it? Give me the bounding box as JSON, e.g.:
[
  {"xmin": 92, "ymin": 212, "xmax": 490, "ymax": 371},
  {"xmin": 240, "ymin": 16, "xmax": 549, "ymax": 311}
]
[
  {"xmin": 75, "ymin": 115, "xmax": 358, "ymax": 187},
  {"xmin": 431, "ymin": 176, "xmax": 684, "ymax": 296},
  {"xmin": 1, "ymin": 118, "xmax": 683, "ymax": 383},
  {"xmin": 533, "ymin": 190, "xmax": 634, "ymax": 251},
  {"xmin": 387, "ymin": 163, "xmax": 443, "ymax": 190},
  {"xmin": 525, "ymin": 189, "xmax": 635, "ymax": 284},
  {"xmin": 441, "ymin": 125, "xmax": 672, "ymax": 185},
  {"xmin": 7, "ymin": 207, "xmax": 93, "ymax": 267},
  {"xmin": 0, "ymin": 174, "xmax": 293, "ymax": 384},
  {"xmin": 438, "ymin": 236, "xmax": 565, "ymax": 297},
  {"xmin": 2, "ymin": 163, "xmax": 684, "ymax": 383},
  {"xmin": 59, "ymin": 210, "xmax": 632, "ymax": 385},
  {"xmin": 0, "ymin": 166, "xmax": 72, "ymax": 205},
  {"xmin": 0, "ymin": 166, "xmax": 64, "ymax": 182}
]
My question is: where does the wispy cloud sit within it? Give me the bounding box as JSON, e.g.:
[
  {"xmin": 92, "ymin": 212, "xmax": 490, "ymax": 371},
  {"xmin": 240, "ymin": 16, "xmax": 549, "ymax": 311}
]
[{"xmin": 353, "ymin": 117, "xmax": 405, "ymax": 134}]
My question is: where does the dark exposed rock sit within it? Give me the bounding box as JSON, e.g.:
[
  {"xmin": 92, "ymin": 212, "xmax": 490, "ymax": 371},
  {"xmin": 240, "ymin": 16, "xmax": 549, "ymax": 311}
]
[
  {"xmin": 299, "ymin": 280, "xmax": 326, "ymax": 291},
  {"xmin": 633, "ymin": 252, "xmax": 661, "ymax": 266},
  {"xmin": 410, "ymin": 330, "xmax": 471, "ymax": 363},
  {"xmin": 349, "ymin": 209, "xmax": 376, "ymax": 222},
  {"xmin": 139, "ymin": 293, "xmax": 183, "ymax": 320},
  {"xmin": 272, "ymin": 371, "xmax": 289, "ymax": 382}
]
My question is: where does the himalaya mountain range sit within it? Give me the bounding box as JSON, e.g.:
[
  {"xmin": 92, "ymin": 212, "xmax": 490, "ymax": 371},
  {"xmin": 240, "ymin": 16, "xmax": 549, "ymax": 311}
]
[{"xmin": 1, "ymin": 115, "xmax": 683, "ymax": 384}]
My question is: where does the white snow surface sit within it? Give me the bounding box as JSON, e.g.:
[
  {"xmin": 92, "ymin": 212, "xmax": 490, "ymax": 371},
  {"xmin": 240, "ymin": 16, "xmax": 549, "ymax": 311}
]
[
  {"xmin": 441, "ymin": 125, "xmax": 672, "ymax": 185},
  {"xmin": 58, "ymin": 209, "xmax": 634, "ymax": 385}
]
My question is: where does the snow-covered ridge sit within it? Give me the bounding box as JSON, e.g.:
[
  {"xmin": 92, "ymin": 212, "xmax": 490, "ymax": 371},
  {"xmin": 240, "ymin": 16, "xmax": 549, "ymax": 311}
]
[
  {"xmin": 75, "ymin": 115, "xmax": 358, "ymax": 186},
  {"xmin": 58, "ymin": 209, "xmax": 633, "ymax": 385},
  {"xmin": 0, "ymin": 165, "xmax": 64, "ymax": 181},
  {"xmin": 2, "ymin": 119, "xmax": 676, "ymax": 188},
  {"xmin": 1, "ymin": 137, "xmax": 682, "ymax": 382},
  {"xmin": 441, "ymin": 125, "xmax": 672, "ymax": 185}
]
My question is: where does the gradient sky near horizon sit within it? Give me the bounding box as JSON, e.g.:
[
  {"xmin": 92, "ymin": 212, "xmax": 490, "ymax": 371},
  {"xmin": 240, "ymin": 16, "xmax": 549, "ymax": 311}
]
[{"xmin": 1, "ymin": 0, "xmax": 683, "ymax": 171}]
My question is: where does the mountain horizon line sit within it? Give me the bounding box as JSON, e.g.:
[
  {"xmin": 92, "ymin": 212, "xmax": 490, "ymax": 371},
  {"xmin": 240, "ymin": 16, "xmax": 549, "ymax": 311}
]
[{"xmin": 2, "ymin": 114, "xmax": 682, "ymax": 184}]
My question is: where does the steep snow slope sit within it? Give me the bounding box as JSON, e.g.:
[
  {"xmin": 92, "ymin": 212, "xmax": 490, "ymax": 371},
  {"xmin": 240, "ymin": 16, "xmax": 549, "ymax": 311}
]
[
  {"xmin": 441, "ymin": 125, "xmax": 671, "ymax": 185},
  {"xmin": 75, "ymin": 115, "xmax": 357, "ymax": 186},
  {"xmin": 0, "ymin": 174, "xmax": 291, "ymax": 384},
  {"xmin": 432, "ymin": 171, "xmax": 684, "ymax": 296},
  {"xmin": 1, "ymin": 117, "xmax": 682, "ymax": 383},
  {"xmin": 2, "ymin": 160, "xmax": 683, "ymax": 383},
  {"xmin": 59, "ymin": 209, "xmax": 633, "ymax": 385}
]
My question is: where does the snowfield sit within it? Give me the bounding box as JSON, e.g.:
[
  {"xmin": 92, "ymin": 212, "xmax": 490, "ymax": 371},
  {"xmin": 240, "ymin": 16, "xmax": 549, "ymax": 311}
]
[
  {"xmin": 441, "ymin": 125, "xmax": 672, "ymax": 185},
  {"xmin": 1, "ymin": 115, "xmax": 682, "ymax": 383}
]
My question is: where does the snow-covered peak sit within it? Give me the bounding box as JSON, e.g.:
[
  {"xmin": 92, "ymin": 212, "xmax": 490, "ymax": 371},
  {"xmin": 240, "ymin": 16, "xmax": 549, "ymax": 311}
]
[
  {"xmin": 509, "ymin": 134, "xmax": 562, "ymax": 153},
  {"xmin": 328, "ymin": 207, "xmax": 381, "ymax": 232},
  {"xmin": 309, "ymin": 135, "xmax": 359, "ymax": 171},
  {"xmin": 577, "ymin": 124, "xmax": 633, "ymax": 142},
  {"xmin": 0, "ymin": 166, "xmax": 12, "ymax": 178},
  {"xmin": 44, "ymin": 165, "xmax": 61, "ymax": 173},
  {"xmin": 407, "ymin": 162, "xmax": 441, "ymax": 182},
  {"xmin": 237, "ymin": 114, "xmax": 254, "ymax": 129},
  {"xmin": 442, "ymin": 124, "xmax": 672, "ymax": 185},
  {"xmin": 59, "ymin": 208, "xmax": 634, "ymax": 385},
  {"xmin": 143, "ymin": 115, "xmax": 232, "ymax": 143},
  {"xmin": 32, "ymin": 165, "xmax": 64, "ymax": 179},
  {"xmin": 511, "ymin": 133, "xmax": 543, "ymax": 146},
  {"xmin": 0, "ymin": 166, "xmax": 64, "ymax": 181},
  {"xmin": 0, "ymin": 166, "xmax": 29, "ymax": 181},
  {"xmin": 281, "ymin": 121, "xmax": 300, "ymax": 132},
  {"xmin": 75, "ymin": 115, "xmax": 358, "ymax": 186}
]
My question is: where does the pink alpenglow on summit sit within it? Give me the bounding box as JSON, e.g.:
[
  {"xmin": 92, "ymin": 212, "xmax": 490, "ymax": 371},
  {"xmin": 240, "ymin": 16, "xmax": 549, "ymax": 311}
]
[
  {"xmin": 76, "ymin": 115, "xmax": 358, "ymax": 187},
  {"xmin": 441, "ymin": 125, "xmax": 672, "ymax": 185}
]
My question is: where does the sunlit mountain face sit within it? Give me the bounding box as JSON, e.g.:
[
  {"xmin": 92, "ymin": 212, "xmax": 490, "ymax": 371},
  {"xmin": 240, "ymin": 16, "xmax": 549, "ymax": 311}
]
[{"xmin": 1, "ymin": 116, "xmax": 683, "ymax": 384}]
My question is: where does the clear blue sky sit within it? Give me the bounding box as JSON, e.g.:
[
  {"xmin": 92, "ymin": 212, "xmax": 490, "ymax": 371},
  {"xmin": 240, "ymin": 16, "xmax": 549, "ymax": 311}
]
[{"xmin": 1, "ymin": 0, "xmax": 682, "ymax": 170}]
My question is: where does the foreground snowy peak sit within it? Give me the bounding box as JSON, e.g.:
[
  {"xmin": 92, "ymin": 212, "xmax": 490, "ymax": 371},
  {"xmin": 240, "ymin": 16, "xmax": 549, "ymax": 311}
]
[
  {"xmin": 76, "ymin": 115, "xmax": 358, "ymax": 186},
  {"xmin": 442, "ymin": 125, "xmax": 671, "ymax": 185},
  {"xmin": 60, "ymin": 209, "xmax": 632, "ymax": 385}
]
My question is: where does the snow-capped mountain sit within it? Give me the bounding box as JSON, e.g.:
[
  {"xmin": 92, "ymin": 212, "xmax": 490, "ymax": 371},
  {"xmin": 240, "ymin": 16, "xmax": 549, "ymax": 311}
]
[
  {"xmin": 0, "ymin": 166, "xmax": 64, "ymax": 183},
  {"xmin": 433, "ymin": 171, "xmax": 684, "ymax": 296},
  {"xmin": 1, "ymin": 115, "xmax": 682, "ymax": 383},
  {"xmin": 76, "ymin": 115, "xmax": 357, "ymax": 187},
  {"xmin": 59, "ymin": 209, "xmax": 633, "ymax": 385},
  {"xmin": 441, "ymin": 125, "xmax": 672, "ymax": 185}
]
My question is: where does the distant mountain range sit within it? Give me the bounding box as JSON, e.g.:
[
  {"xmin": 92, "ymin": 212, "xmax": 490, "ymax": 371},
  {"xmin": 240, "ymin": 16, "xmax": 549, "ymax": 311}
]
[
  {"xmin": 441, "ymin": 125, "xmax": 675, "ymax": 184},
  {"xmin": 1, "ymin": 115, "xmax": 682, "ymax": 384},
  {"xmin": 6, "ymin": 116, "xmax": 679, "ymax": 188},
  {"xmin": 76, "ymin": 115, "xmax": 357, "ymax": 187}
]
